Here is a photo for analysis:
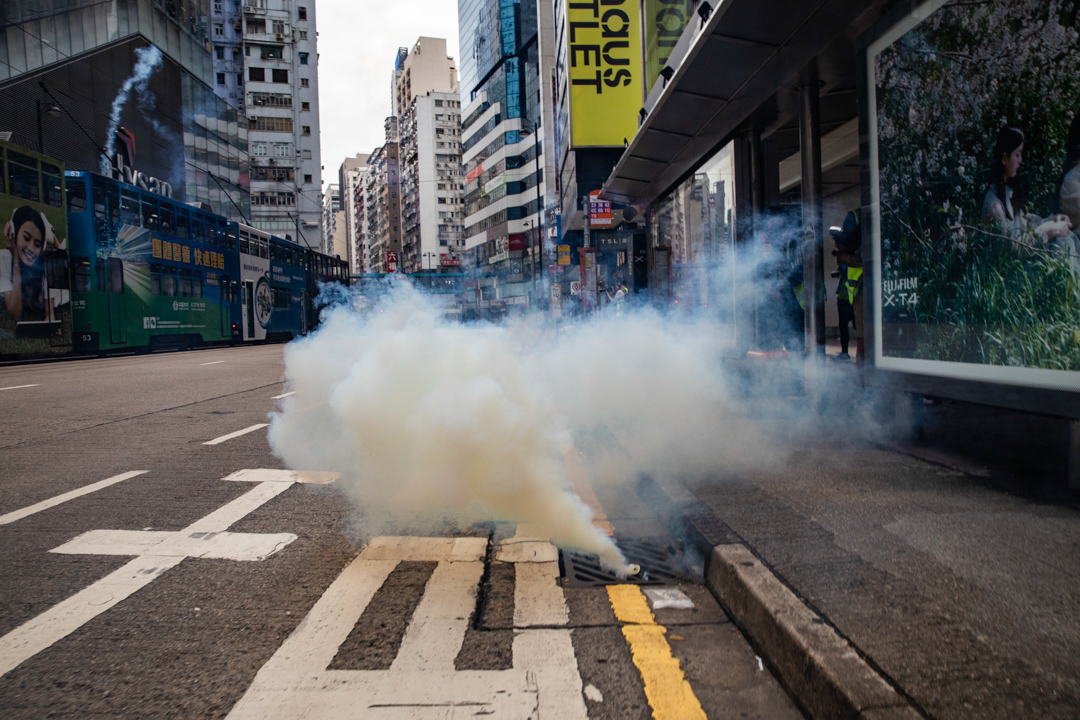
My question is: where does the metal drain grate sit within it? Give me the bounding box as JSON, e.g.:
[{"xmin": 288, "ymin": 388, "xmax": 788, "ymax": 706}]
[{"xmin": 558, "ymin": 538, "xmax": 699, "ymax": 588}]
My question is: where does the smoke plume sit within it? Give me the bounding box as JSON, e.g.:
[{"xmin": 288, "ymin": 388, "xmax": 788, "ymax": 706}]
[
  {"xmin": 101, "ymin": 45, "xmax": 163, "ymax": 174},
  {"xmin": 267, "ymin": 275, "xmax": 787, "ymax": 573}
]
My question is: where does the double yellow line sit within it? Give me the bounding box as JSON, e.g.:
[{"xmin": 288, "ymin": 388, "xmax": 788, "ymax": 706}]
[
  {"xmin": 608, "ymin": 585, "xmax": 707, "ymax": 720},
  {"xmin": 565, "ymin": 447, "xmax": 705, "ymax": 719}
]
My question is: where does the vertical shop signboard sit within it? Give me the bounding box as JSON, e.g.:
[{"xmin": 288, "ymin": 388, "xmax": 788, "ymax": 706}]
[
  {"xmin": 580, "ymin": 247, "xmax": 598, "ymax": 309},
  {"xmin": 566, "ymin": 0, "xmax": 643, "ymax": 147}
]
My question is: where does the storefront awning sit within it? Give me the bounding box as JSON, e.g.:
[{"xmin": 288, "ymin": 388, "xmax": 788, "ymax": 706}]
[{"xmin": 601, "ymin": 0, "xmax": 885, "ymax": 212}]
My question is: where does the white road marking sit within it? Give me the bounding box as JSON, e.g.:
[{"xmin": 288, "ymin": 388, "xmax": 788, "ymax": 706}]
[
  {"xmin": 223, "ymin": 468, "xmax": 339, "ymax": 484},
  {"xmin": 204, "ymin": 423, "xmax": 269, "ymax": 445},
  {"xmin": 0, "ymin": 471, "xmax": 147, "ymax": 526},
  {"xmin": 270, "ymin": 391, "xmax": 295, "ymax": 399},
  {"xmin": 227, "ymin": 534, "xmax": 587, "ymax": 720},
  {"xmin": 502, "ymin": 527, "xmax": 568, "ymax": 628},
  {"xmin": 200, "ymin": 360, "xmax": 226, "ymax": 365},
  {"xmin": 0, "ymin": 384, "xmax": 39, "ymax": 391},
  {"xmin": 0, "ymin": 474, "xmax": 302, "ymax": 679}
]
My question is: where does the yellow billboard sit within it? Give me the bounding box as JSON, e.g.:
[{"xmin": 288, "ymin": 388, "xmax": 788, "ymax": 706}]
[{"xmin": 567, "ymin": 0, "xmax": 643, "ymax": 147}]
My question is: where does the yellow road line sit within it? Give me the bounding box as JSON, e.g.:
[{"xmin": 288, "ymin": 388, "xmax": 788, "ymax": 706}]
[{"xmin": 607, "ymin": 584, "xmax": 707, "ymax": 720}]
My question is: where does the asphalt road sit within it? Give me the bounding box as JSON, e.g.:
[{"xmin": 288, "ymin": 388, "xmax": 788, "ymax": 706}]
[{"xmin": 0, "ymin": 344, "xmax": 802, "ymax": 719}]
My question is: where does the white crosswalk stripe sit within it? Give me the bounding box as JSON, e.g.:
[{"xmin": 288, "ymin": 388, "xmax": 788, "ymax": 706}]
[{"xmin": 227, "ymin": 533, "xmax": 589, "ymax": 720}]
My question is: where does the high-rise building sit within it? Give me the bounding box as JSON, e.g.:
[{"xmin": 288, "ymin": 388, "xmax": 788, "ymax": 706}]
[
  {"xmin": 322, "ymin": 182, "xmax": 348, "ymax": 261},
  {"xmin": 339, "ymin": 154, "xmax": 370, "ymax": 274},
  {"xmin": 362, "ymin": 118, "xmax": 402, "ymax": 273},
  {"xmin": 392, "ymin": 38, "xmax": 459, "ymax": 117},
  {"xmin": 457, "ymin": 0, "xmax": 554, "ymax": 309},
  {"xmin": 399, "ymin": 91, "xmax": 464, "ymax": 273},
  {"xmin": 210, "ymin": 0, "xmax": 245, "ymax": 111},
  {"xmin": 0, "ymin": 1, "xmax": 250, "ymax": 221},
  {"xmin": 237, "ymin": 0, "xmax": 322, "ymax": 246}
]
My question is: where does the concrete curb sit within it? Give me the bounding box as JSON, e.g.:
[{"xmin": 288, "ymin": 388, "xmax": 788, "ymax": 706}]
[{"xmin": 636, "ymin": 474, "xmax": 923, "ymax": 720}]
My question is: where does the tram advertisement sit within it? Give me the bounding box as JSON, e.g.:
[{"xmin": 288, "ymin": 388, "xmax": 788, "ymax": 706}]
[
  {"xmin": 0, "ymin": 191, "xmax": 71, "ymax": 355},
  {"xmin": 869, "ymin": 0, "xmax": 1080, "ymax": 391}
]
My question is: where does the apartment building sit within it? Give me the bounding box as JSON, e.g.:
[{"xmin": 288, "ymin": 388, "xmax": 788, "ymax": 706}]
[
  {"xmin": 399, "ymin": 92, "xmax": 465, "ymax": 273},
  {"xmin": 339, "ymin": 154, "xmax": 370, "ymax": 273},
  {"xmin": 237, "ymin": 0, "xmax": 322, "ymax": 245},
  {"xmin": 362, "ymin": 118, "xmax": 402, "ymax": 273}
]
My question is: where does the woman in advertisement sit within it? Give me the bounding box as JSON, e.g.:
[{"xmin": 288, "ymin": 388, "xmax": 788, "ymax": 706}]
[
  {"xmin": 982, "ymin": 126, "xmax": 1074, "ymax": 249},
  {"xmin": 1056, "ymin": 112, "xmax": 1080, "ymax": 276},
  {"xmin": 0, "ymin": 205, "xmax": 54, "ymax": 323}
]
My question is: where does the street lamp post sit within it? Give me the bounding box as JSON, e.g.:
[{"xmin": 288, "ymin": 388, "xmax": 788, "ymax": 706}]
[{"xmin": 35, "ymin": 99, "xmax": 61, "ymax": 156}]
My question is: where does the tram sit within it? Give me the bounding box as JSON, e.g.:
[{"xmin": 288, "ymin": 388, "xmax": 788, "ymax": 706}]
[{"xmin": 0, "ymin": 138, "xmax": 348, "ymax": 359}]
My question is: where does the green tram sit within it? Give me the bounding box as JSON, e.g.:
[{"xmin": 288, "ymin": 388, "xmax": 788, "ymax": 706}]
[
  {"xmin": 64, "ymin": 170, "xmax": 240, "ymax": 354},
  {"xmin": 0, "ymin": 138, "xmax": 348, "ymax": 359}
]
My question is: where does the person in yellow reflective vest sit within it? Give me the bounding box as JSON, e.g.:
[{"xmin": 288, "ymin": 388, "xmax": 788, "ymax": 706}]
[{"xmin": 830, "ymin": 211, "xmax": 863, "ymax": 362}]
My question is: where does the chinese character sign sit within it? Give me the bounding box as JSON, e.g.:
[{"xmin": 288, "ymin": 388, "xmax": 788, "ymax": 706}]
[{"xmin": 567, "ymin": 0, "xmax": 642, "ymax": 148}]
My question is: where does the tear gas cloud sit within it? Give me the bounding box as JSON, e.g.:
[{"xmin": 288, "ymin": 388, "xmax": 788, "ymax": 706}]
[{"xmin": 268, "ymin": 227, "xmax": 881, "ymax": 572}]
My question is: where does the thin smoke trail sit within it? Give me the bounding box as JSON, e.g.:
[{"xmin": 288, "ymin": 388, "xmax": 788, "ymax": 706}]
[{"xmin": 101, "ymin": 45, "xmax": 163, "ymax": 174}]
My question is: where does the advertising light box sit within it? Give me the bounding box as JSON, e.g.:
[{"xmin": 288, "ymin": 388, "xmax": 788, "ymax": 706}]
[{"xmin": 866, "ymin": 0, "xmax": 1080, "ymax": 393}]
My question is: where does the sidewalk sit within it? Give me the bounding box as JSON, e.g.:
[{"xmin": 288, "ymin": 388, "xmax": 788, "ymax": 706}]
[{"xmin": 681, "ymin": 441, "xmax": 1080, "ymax": 719}]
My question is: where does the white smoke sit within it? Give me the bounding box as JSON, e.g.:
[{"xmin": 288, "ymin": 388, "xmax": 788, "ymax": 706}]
[
  {"xmin": 267, "ymin": 277, "xmax": 783, "ymax": 574},
  {"xmin": 101, "ymin": 45, "xmax": 163, "ymax": 174}
]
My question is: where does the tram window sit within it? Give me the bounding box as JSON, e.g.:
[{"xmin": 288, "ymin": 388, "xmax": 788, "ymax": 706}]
[
  {"xmin": 44, "ymin": 174, "xmax": 63, "ymax": 208},
  {"xmin": 226, "ymin": 227, "xmax": 237, "ymax": 250},
  {"xmin": 8, "ymin": 158, "xmax": 39, "ymax": 202},
  {"xmin": 163, "ymin": 268, "xmax": 177, "ymax": 297},
  {"xmin": 141, "ymin": 198, "xmax": 159, "ymax": 230},
  {"xmin": 176, "ymin": 211, "xmax": 189, "ymax": 239},
  {"xmin": 191, "ymin": 219, "xmax": 204, "ymax": 245},
  {"xmin": 91, "ymin": 179, "xmax": 105, "ymax": 217},
  {"xmin": 239, "ymin": 232, "xmax": 250, "ymax": 254},
  {"xmin": 272, "ymin": 286, "xmax": 290, "ymax": 308},
  {"xmin": 220, "ymin": 274, "xmax": 231, "ymax": 301},
  {"xmin": 107, "ymin": 257, "xmax": 124, "ymax": 294},
  {"xmin": 178, "ymin": 268, "xmax": 192, "ymax": 298},
  {"xmin": 205, "ymin": 223, "xmax": 217, "ymax": 246},
  {"xmin": 192, "ymin": 270, "xmax": 203, "ymax": 298},
  {"xmin": 121, "ymin": 191, "xmax": 140, "ymax": 227},
  {"xmin": 66, "ymin": 179, "xmax": 87, "ymax": 213},
  {"xmin": 106, "ymin": 185, "xmax": 120, "ymax": 224},
  {"xmin": 150, "ymin": 263, "xmax": 161, "ymax": 295},
  {"xmin": 73, "ymin": 258, "xmax": 91, "ymax": 292},
  {"xmin": 160, "ymin": 203, "xmax": 175, "ymax": 234}
]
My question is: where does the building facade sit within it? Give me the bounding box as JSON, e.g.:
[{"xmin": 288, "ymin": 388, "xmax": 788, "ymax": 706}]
[
  {"xmin": 361, "ymin": 118, "xmax": 402, "ymax": 274},
  {"xmin": 399, "ymin": 91, "xmax": 464, "ymax": 273},
  {"xmin": 458, "ymin": 0, "xmax": 555, "ymax": 311},
  {"xmin": 392, "ymin": 37, "xmax": 458, "ymax": 118},
  {"xmin": 339, "ymin": 154, "xmax": 369, "ymax": 273},
  {"xmin": 238, "ymin": 0, "xmax": 322, "ymax": 245},
  {"xmin": 0, "ymin": 0, "xmax": 250, "ymax": 221}
]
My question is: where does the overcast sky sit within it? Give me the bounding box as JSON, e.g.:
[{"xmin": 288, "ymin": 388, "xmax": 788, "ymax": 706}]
[{"xmin": 316, "ymin": 0, "xmax": 460, "ymax": 188}]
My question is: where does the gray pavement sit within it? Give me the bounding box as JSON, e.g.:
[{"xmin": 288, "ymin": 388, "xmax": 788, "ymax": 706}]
[
  {"xmin": 0, "ymin": 345, "xmax": 800, "ymax": 719},
  {"xmin": 687, "ymin": 442, "xmax": 1080, "ymax": 719}
]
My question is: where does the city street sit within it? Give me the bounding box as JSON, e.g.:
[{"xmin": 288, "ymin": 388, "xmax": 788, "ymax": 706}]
[{"xmin": 0, "ymin": 345, "xmax": 801, "ymax": 719}]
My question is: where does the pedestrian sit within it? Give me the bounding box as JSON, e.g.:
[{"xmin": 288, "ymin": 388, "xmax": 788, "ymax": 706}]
[
  {"xmin": 606, "ymin": 279, "xmax": 628, "ymax": 316},
  {"xmin": 830, "ymin": 210, "xmax": 863, "ymax": 363}
]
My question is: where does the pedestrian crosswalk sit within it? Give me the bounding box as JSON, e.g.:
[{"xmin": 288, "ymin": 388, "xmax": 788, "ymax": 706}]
[
  {"xmin": 227, "ymin": 534, "xmax": 587, "ymax": 719},
  {"xmin": 0, "ymin": 467, "xmax": 793, "ymax": 720}
]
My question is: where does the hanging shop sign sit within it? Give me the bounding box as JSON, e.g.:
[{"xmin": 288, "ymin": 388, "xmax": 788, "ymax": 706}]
[{"xmin": 567, "ymin": 0, "xmax": 642, "ymax": 147}]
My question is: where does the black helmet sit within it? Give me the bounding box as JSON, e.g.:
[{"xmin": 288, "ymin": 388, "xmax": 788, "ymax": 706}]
[{"xmin": 829, "ymin": 210, "xmax": 861, "ymax": 252}]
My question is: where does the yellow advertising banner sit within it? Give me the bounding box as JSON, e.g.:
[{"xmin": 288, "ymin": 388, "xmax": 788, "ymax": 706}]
[{"xmin": 567, "ymin": 0, "xmax": 642, "ymax": 147}]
